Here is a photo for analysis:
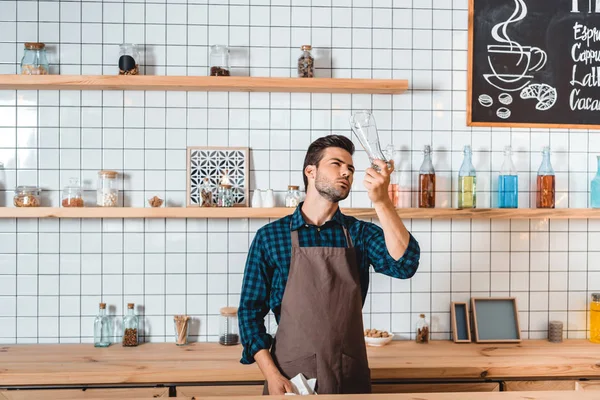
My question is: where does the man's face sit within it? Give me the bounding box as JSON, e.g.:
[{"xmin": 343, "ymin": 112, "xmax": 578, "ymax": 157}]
[{"xmin": 311, "ymin": 147, "xmax": 355, "ymax": 203}]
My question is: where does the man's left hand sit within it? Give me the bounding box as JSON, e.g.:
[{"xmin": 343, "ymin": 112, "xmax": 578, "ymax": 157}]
[{"xmin": 364, "ymin": 159, "xmax": 393, "ymax": 205}]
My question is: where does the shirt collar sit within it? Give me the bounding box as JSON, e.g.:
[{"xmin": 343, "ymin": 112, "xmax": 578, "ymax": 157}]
[{"xmin": 290, "ymin": 201, "xmax": 346, "ymax": 231}]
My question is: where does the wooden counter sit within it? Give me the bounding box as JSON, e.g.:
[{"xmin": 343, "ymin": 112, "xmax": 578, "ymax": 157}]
[{"xmin": 1, "ymin": 340, "xmax": 600, "ymax": 387}]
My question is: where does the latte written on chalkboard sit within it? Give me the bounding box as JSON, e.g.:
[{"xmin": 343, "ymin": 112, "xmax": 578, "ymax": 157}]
[{"xmin": 468, "ymin": 0, "xmax": 600, "ymax": 129}]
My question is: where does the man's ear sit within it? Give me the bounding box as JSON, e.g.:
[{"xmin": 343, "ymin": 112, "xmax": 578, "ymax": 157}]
[{"xmin": 305, "ymin": 165, "xmax": 316, "ymax": 184}]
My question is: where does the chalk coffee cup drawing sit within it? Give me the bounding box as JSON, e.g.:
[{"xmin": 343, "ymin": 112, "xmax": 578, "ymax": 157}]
[{"xmin": 484, "ymin": 44, "xmax": 547, "ymax": 92}]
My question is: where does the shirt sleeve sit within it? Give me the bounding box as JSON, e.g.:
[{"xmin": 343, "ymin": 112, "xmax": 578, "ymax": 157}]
[
  {"xmin": 238, "ymin": 230, "xmax": 274, "ymax": 364},
  {"xmin": 363, "ymin": 222, "xmax": 420, "ymax": 279}
]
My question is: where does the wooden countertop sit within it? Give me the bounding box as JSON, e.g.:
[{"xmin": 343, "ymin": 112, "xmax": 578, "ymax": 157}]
[{"xmin": 1, "ymin": 340, "xmax": 600, "ymax": 386}]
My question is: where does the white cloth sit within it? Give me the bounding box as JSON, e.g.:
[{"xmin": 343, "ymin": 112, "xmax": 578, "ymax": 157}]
[{"xmin": 284, "ymin": 373, "xmax": 317, "ymax": 395}]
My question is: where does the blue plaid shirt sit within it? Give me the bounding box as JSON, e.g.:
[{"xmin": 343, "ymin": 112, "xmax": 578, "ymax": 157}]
[{"xmin": 238, "ymin": 203, "xmax": 420, "ymax": 364}]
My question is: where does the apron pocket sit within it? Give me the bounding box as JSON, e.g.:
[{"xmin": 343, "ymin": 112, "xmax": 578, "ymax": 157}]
[
  {"xmin": 278, "ymin": 353, "xmax": 318, "ymax": 381},
  {"xmin": 341, "ymin": 353, "xmax": 372, "ymax": 394}
]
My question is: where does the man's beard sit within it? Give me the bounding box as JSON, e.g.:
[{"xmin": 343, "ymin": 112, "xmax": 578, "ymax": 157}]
[{"xmin": 315, "ymin": 172, "xmax": 350, "ymax": 203}]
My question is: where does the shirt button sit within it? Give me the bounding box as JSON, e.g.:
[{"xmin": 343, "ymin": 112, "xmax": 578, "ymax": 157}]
[
  {"xmin": 317, "ymin": 228, "xmax": 321, "ymax": 232},
  {"xmin": 305, "ymin": 224, "xmax": 309, "ymax": 228}
]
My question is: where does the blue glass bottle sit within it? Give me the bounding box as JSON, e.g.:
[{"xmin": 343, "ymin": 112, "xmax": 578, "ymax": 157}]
[
  {"xmin": 498, "ymin": 146, "xmax": 518, "ymax": 208},
  {"xmin": 591, "ymin": 156, "xmax": 600, "ymax": 208}
]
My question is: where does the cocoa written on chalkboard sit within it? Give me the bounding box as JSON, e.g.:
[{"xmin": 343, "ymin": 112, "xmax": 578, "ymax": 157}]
[{"xmin": 468, "ymin": 0, "xmax": 600, "ymax": 129}]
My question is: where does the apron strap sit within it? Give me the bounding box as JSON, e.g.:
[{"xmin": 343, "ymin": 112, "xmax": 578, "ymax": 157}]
[
  {"xmin": 290, "ymin": 223, "xmax": 353, "ymax": 248},
  {"xmin": 291, "ymin": 229, "xmax": 300, "ymax": 248},
  {"xmin": 342, "ymin": 226, "xmax": 354, "ymax": 248}
]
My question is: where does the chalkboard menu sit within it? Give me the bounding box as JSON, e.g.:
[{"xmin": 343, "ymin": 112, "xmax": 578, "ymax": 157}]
[{"xmin": 468, "ymin": 0, "xmax": 600, "ymax": 129}]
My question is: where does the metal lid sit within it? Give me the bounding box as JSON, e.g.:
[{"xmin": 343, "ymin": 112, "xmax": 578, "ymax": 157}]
[
  {"xmin": 593, "ymin": 293, "xmax": 600, "ymax": 302},
  {"xmin": 127, "ymin": 303, "xmax": 135, "ymax": 309},
  {"xmin": 220, "ymin": 307, "xmax": 238, "ymax": 317},
  {"xmin": 288, "ymin": 185, "xmax": 299, "ymax": 190},
  {"xmin": 24, "ymin": 42, "xmax": 45, "ymax": 50},
  {"xmin": 98, "ymin": 170, "xmax": 118, "ymax": 178},
  {"xmin": 15, "ymin": 185, "xmax": 41, "ymax": 193}
]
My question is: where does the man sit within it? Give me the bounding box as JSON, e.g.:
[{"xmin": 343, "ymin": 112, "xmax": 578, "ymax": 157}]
[{"xmin": 238, "ymin": 135, "xmax": 420, "ymax": 395}]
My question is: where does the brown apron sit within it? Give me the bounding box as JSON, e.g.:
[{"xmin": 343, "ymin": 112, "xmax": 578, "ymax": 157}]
[{"xmin": 263, "ymin": 224, "xmax": 372, "ymax": 395}]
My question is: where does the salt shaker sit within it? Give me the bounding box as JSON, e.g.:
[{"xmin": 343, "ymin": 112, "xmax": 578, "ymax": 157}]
[
  {"xmin": 251, "ymin": 189, "xmax": 263, "ymax": 208},
  {"xmin": 263, "ymin": 189, "xmax": 275, "ymax": 208}
]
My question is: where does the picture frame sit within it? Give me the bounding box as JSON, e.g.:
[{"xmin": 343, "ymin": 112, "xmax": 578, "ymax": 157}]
[
  {"xmin": 451, "ymin": 302, "xmax": 471, "ymax": 343},
  {"xmin": 186, "ymin": 146, "xmax": 250, "ymax": 207},
  {"xmin": 471, "ymin": 297, "xmax": 521, "ymax": 343}
]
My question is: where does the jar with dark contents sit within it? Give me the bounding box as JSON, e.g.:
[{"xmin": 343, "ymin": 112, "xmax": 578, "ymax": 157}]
[
  {"xmin": 122, "ymin": 303, "xmax": 139, "ymax": 347},
  {"xmin": 219, "ymin": 307, "xmax": 239, "ymax": 346},
  {"xmin": 119, "ymin": 43, "xmax": 140, "ymax": 75},
  {"xmin": 416, "ymin": 313, "xmax": 429, "ymax": 343},
  {"xmin": 210, "ymin": 45, "xmax": 230, "ymax": 76},
  {"xmin": 297, "ymin": 45, "xmax": 314, "ymax": 78}
]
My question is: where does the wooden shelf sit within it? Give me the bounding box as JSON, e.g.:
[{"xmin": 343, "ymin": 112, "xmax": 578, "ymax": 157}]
[
  {"xmin": 0, "ymin": 207, "xmax": 599, "ymax": 219},
  {"xmin": 0, "ymin": 75, "xmax": 408, "ymax": 94}
]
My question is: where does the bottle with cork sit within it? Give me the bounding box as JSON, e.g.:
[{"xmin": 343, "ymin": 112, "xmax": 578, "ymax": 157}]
[
  {"xmin": 122, "ymin": 303, "xmax": 139, "ymax": 347},
  {"xmin": 94, "ymin": 303, "xmax": 111, "ymax": 348}
]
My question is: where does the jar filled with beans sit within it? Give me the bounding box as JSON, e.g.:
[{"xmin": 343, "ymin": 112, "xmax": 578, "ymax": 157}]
[
  {"xmin": 97, "ymin": 170, "xmax": 119, "ymax": 207},
  {"xmin": 14, "ymin": 186, "xmax": 41, "ymax": 207}
]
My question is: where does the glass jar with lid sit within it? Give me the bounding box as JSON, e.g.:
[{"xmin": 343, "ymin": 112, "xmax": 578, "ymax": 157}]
[
  {"xmin": 21, "ymin": 42, "xmax": 49, "ymax": 75},
  {"xmin": 118, "ymin": 43, "xmax": 140, "ymax": 75},
  {"xmin": 285, "ymin": 185, "xmax": 301, "ymax": 207},
  {"xmin": 217, "ymin": 184, "xmax": 234, "ymax": 207},
  {"xmin": 209, "ymin": 45, "xmax": 230, "ymax": 76},
  {"xmin": 97, "ymin": 170, "xmax": 118, "ymax": 207},
  {"xmin": 122, "ymin": 303, "xmax": 139, "ymax": 347},
  {"xmin": 591, "ymin": 293, "xmax": 600, "ymax": 344},
  {"xmin": 416, "ymin": 314, "xmax": 429, "ymax": 343},
  {"xmin": 62, "ymin": 178, "xmax": 84, "ymax": 207},
  {"xmin": 14, "ymin": 186, "xmax": 41, "ymax": 207},
  {"xmin": 298, "ymin": 45, "xmax": 314, "ymax": 77},
  {"xmin": 219, "ymin": 307, "xmax": 239, "ymax": 346}
]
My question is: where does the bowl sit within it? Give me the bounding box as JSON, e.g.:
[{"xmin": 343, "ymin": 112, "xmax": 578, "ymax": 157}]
[{"xmin": 364, "ymin": 333, "xmax": 394, "ymax": 347}]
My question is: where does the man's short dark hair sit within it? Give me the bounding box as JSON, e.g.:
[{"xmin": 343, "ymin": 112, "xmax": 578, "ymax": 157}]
[{"xmin": 302, "ymin": 134, "xmax": 355, "ymax": 189}]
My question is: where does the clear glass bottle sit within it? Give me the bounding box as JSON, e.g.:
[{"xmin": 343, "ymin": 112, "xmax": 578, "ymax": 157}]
[
  {"xmin": 200, "ymin": 178, "xmax": 213, "ymax": 207},
  {"xmin": 21, "ymin": 42, "xmax": 49, "ymax": 75},
  {"xmin": 350, "ymin": 111, "xmax": 390, "ymax": 172},
  {"xmin": 592, "ymin": 156, "xmax": 600, "ymax": 209},
  {"xmin": 118, "ymin": 43, "xmax": 140, "ymax": 75},
  {"xmin": 458, "ymin": 145, "xmax": 477, "ymax": 209},
  {"xmin": 217, "ymin": 184, "xmax": 234, "ymax": 207},
  {"xmin": 219, "ymin": 307, "xmax": 239, "ymax": 346},
  {"xmin": 419, "ymin": 145, "xmax": 436, "ymax": 208},
  {"xmin": 210, "ymin": 45, "xmax": 230, "ymax": 76},
  {"xmin": 385, "ymin": 145, "xmax": 400, "ymax": 207},
  {"xmin": 285, "ymin": 185, "xmax": 301, "ymax": 207},
  {"xmin": 536, "ymin": 146, "xmax": 555, "ymax": 209},
  {"xmin": 14, "ymin": 186, "xmax": 41, "ymax": 207},
  {"xmin": 174, "ymin": 315, "xmax": 190, "ymax": 346},
  {"xmin": 498, "ymin": 146, "xmax": 518, "ymax": 208},
  {"xmin": 591, "ymin": 293, "xmax": 600, "ymax": 344},
  {"xmin": 416, "ymin": 314, "xmax": 429, "ymax": 343},
  {"xmin": 94, "ymin": 303, "xmax": 111, "ymax": 348},
  {"xmin": 122, "ymin": 303, "xmax": 139, "ymax": 347},
  {"xmin": 97, "ymin": 170, "xmax": 119, "ymax": 207},
  {"xmin": 62, "ymin": 178, "xmax": 84, "ymax": 208},
  {"xmin": 298, "ymin": 45, "xmax": 314, "ymax": 78}
]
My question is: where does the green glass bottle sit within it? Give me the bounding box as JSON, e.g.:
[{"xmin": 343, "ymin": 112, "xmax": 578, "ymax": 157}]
[
  {"xmin": 94, "ymin": 303, "xmax": 111, "ymax": 347},
  {"xmin": 458, "ymin": 145, "xmax": 477, "ymax": 209}
]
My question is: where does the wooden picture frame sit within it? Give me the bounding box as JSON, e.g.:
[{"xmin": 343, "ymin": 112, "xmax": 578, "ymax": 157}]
[
  {"xmin": 451, "ymin": 302, "xmax": 471, "ymax": 343},
  {"xmin": 186, "ymin": 146, "xmax": 250, "ymax": 207},
  {"xmin": 471, "ymin": 297, "xmax": 521, "ymax": 343}
]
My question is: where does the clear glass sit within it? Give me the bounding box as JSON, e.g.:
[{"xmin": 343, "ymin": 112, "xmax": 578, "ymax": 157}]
[
  {"xmin": 416, "ymin": 314, "xmax": 429, "ymax": 344},
  {"xmin": 200, "ymin": 178, "xmax": 213, "ymax": 207},
  {"xmin": 592, "ymin": 156, "xmax": 600, "ymax": 208},
  {"xmin": 210, "ymin": 45, "xmax": 230, "ymax": 76},
  {"xmin": 21, "ymin": 43, "xmax": 49, "ymax": 75},
  {"xmin": 217, "ymin": 185, "xmax": 234, "ymax": 207},
  {"xmin": 384, "ymin": 145, "xmax": 400, "ymax": 207},
  {"xmin": 174, "ymin": 315, "xmax": 190, "ymax": 346},
  {"xmin": 591, "ymin": 293, "xmax": 600, "ymax": 344},
  {"xmin": 350, "ymin": 111, "xmax": 391, "ymax": 172},
  {"xmin": 297, "ymin": 45, "xmax": 314, "ymax": 78},
  {"xmin": 94, "ymin": 304, "xmax": 111, "ymax": 348},
  {"xmin": 536, "ymin": 146, "xmax": 555, "ymax": 209},
  {"xmin": 458, "ymin": 145, "xmax": 477, "ymax": 209},
  {"xmin": 14, "ymin": 186, "xmax": 41, "ymax": 207},
  {"xmin": 122, "ymin": 306, "xmax": 139, "ymax": 347},
  {"xmin": 498, "ymin": 146, "xmax": 518, "ymax": 209},
  {"xmin": 97, "ymin": 171, "xmax": 118, "ymax": 207},
  {"xmin": 219, "ymin": 310, "xmax": 239, "ymax": 346},
  {"xmin": 118, "ymin": 43, "xmax": 140, "ymax": 75},
  {"xmin": 419, "ymin": 145, "xmax": 436, "ymax": 208},
  {"xmin": 62, "ymin": 178, "xmax": 84, "ymax": 208},
  {"xmin": 285, "ymin": 186, "xmax": 301, "ymax": 207}
]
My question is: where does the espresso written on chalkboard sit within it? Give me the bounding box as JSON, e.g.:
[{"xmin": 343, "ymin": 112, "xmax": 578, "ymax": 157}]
[{"xmin": 468, "ymin": 0, "xmax": 600, "ymax": 129}]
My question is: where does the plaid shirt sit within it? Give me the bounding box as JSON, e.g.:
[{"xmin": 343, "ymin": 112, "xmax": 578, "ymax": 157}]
[{"xmin": 238, "ymin": 202, "xmax": 420, "ymax": 364}]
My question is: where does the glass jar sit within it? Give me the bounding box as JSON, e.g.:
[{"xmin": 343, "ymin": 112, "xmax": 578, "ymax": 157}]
[
  {"xmin": 298, "ymin": 45, "xmax": 314, "ymax": 77},
  {"xmin": 591, "ymin": 293, "xmax": 600, "ymax": 344},
  {"xmin": 119, "ymin": 43, "xmax": 140, "ymax": 75},
  {"xmin": 285, "ymin": 185, "xmax": 301, "ymax": 207},
  {"xmin": 217, "ymin": 184, "xmax": 234, "ymax": 207},
  {"xmin": 62, "ymin": 178, "xmax": 84, "ymax": 207},
  {"xmin": 122, "ymin": 303, "xmax": 139, "ymax": 347},
  {"xmin": 21, "ymin": 42, "xmax": 49, "ymax": 75},
  {"xmin": 97, "ymin": 170, "xmax": 118, "ymax": 207},
  {"xmin": 219, "ymin": 307, "xmax": 239, "ymax": 346},
  {"xmin": 174, "ymin": 315, "xmax": 190, "ymax": 346},
  {"xmin": 416, "ymin": 313, "xmax": 429, "ymax": 343},
  {"xmin": 200, "ymin": 178, "xmax": 213, "ymax": 207},
  {"xmin": 94, "ymin": 303, "xmax": 111, "ymax": 348},
  {"xmin": 14, "ymin": 186, "xmax": 41, "ymax": 207},
  {"xmin": 210, "ymin": 45, "xmax": 230, "ymax": 76}
]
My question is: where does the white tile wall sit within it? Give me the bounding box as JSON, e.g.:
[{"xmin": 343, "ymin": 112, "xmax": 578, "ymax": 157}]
[{"xmin": 0, "ymin": 0, "xmax": 598, "ymax": 344}]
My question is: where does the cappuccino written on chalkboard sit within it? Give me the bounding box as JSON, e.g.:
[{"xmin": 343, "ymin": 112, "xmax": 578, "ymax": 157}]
[{"xmin": 468, "ymin": 0, "xmax": 600, "ymax": 128}]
